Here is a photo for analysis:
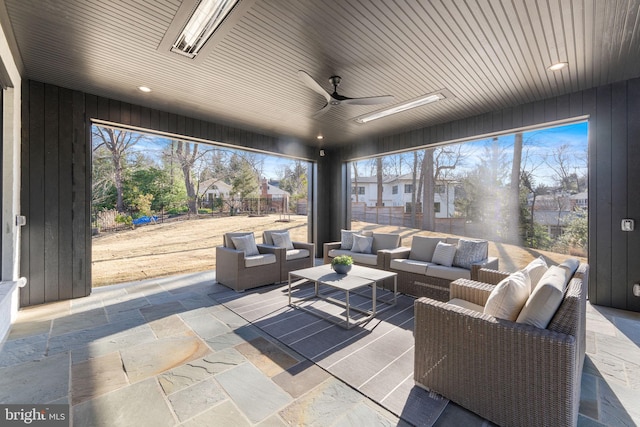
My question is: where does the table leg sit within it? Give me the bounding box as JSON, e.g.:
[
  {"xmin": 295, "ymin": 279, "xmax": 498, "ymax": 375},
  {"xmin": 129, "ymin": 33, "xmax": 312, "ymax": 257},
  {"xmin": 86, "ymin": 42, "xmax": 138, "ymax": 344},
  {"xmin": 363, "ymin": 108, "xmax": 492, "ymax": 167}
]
[{"xmin": 345, "ymin": 291, "xmax": 350, "ymax": 329}]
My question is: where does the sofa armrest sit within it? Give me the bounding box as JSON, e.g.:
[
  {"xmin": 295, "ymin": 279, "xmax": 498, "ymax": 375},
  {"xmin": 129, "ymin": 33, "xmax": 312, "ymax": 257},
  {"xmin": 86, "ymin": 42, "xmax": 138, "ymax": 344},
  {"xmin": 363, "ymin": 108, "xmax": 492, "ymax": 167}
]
[
  {"xmin": 449, "ymin": 279, "xmax": 494, "ymax": 306},
  {"xmin": 470, "ymin": 257, "xmax": 499, "ymax": 280},
  {"xmin": 257, "ymin": 244, "xmax": 284, "ymax": 260},
  {"xmin": 382, "ymin": 247, "xmax": 411, "ymax": 269},
  {"xmin": 476, "ymin": 268, "xmax": 510, "ymax": 285},
  {"xmin": 216, "ymin": 245, "xmax": 245, "ymax": 271},
  {"xmin": 293, "ymin": 241, "xmax": 316, "ymax": 258},
  {"xmin": 323, "ymin": 242, "xmax": 342, "ymax": 264},
  {"xmin": 414, "ymin": 297, "xmax": 579, "ymax": 427}
]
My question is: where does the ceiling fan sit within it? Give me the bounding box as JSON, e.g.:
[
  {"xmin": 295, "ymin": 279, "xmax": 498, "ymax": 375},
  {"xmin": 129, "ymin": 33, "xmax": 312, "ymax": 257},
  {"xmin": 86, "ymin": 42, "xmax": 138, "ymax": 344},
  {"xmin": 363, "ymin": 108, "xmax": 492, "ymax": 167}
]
[{"xmin": 298, "ymin": 70, "xmax": 394, "ymax": 118}]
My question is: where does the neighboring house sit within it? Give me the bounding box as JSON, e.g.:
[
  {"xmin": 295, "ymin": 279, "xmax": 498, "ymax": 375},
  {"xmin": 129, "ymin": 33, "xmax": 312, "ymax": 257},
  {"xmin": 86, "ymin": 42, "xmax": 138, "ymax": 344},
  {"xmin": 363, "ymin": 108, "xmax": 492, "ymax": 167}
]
[
  {"xmin": 350, "ymin": 174, "xmax": 457, "ymax": 218},
  {"xmin": 531, "ymin": 191, "xmax": 588, "ymax": 238},
  {"xmin": 198, "ymin": 179, "xmax": 234, "ymax": 205},
  {"xmin": 198, "ymin": 178, "xmax": 290, "ymax": 203}
]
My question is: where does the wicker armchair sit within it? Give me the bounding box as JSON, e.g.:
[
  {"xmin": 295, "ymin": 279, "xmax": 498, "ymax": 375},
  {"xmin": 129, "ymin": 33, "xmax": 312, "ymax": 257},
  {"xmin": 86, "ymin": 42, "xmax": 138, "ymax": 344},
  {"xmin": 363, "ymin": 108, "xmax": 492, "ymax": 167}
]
[
  {"xmin": 414, "ymin": 263, "xmax": 589, "ymax": 427},
  {"xmin": 262, "ymin": 230, "xmax": 315, "ymax": 282},
  {"xmin": 215, "ymin": 232, "xmax": 282, "ymax": 292}
]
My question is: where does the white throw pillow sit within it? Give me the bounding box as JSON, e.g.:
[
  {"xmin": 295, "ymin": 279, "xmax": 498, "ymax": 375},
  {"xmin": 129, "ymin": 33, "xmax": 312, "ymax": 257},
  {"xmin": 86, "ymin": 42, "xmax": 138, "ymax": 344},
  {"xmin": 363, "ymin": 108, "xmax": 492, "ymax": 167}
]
[
  {"xmin": 340, "ymin": 229, "xmax": 358, "ymax": 250},
  {"xmin": 351, "ymin": 234, "xmax": 373, "ymax": 254},
  {"xmin": 231, "ymin": 234, "xmax": 259, "ymax": 256},
  {"xmin": 483, "ymin": 270, "xmax": 530, "ymax": 321},
  {"xmin": 522, "ymin": 256, "xmax": 548, "ymax": 292},
  {"xmin": 431, "ymin": 242, "xmax": 456, "ymax": 267},
  {"xmin": 271, "ymin": 231, "xmax": 294, "ymax": 250},
  {"xmin": 516, "ymin": 266, "xmax": 567, "ymax": 328}
]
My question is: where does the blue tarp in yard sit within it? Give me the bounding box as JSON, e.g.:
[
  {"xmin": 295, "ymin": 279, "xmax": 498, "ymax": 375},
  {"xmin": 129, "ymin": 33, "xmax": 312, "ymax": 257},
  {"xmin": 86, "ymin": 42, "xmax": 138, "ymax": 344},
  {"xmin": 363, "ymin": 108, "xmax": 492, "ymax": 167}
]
[{"xmin": 132, "ymin": 216, "xmax": 158, "ymax": 225}]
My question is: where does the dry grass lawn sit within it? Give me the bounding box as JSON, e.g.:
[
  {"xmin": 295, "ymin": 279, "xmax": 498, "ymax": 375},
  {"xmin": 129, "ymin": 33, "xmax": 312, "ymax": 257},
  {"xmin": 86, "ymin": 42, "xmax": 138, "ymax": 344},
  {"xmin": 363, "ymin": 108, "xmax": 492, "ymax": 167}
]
[{"xmin": 92, "ymin": 214, "xmax": 586, "ymax": 287}]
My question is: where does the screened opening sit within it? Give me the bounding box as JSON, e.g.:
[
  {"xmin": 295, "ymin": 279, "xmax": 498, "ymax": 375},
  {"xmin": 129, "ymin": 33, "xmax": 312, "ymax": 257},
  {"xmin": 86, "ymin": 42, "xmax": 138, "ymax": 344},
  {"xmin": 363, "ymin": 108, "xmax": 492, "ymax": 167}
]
[{"xmin": 91, "ymin": 124, "xmax": 311, "ymax": 287}]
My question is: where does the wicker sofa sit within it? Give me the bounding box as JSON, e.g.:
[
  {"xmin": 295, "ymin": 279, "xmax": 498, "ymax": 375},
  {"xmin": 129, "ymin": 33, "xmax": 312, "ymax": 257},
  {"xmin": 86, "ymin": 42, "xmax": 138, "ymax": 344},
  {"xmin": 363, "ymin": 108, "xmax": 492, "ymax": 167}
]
[
  {"xmin": 414, "ymin": 262, "xmax": 589, "ymax": 427},
  {"xmin": 386, "ymin": 236, "xmax": 498, "ymax": 300},
  {"xmin": 323, "ymin": 230, "xmax": 402, "ymax": 270}
]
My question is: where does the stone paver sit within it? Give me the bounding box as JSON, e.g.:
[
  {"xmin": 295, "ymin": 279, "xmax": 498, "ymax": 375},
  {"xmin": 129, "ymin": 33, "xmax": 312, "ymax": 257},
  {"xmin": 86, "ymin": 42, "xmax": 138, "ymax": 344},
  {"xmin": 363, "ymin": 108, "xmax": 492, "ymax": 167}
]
[
  {"xmin": 73, "ymin": 377, "xmax": 175, "ymax": 427},
  {"xmin": 158, "ymin": 348, "xmax": 246, "ymax": 395},
  {"xmin": 120, "ymin": 332, "xmax": 211, "ymax": 383},
  {"xmin": 168, "ymin": 378, "xmax": 226, "ymax": 421},
  {"xmin": 0, "ymin": 351, "xmax": 70, "ymax": 404},
  {"xmin": 235, "ymin": 336, "xmax": 300, "ymax": 377},
  {"xmin": 271, "ymin": 360, "xmax": 331, "ymax": 398},
  {"xmin": 180, "ymin": 400, "xmax": 250, "ymax": 427},
  {"xmin": 216, "ymin": 362, "xmax": 292, "ymax": 423},
  {"xmin": 71, "ymin": 351, "xmax": 129, "ymax": 404}
]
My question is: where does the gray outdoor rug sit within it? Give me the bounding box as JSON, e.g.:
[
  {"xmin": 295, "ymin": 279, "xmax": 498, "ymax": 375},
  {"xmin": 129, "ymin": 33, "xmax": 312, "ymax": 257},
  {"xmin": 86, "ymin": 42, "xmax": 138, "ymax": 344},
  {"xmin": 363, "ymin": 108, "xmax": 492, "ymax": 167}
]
[{"xmin": 213, "ymin": 281, "xmax": 449, "ymax": 426}]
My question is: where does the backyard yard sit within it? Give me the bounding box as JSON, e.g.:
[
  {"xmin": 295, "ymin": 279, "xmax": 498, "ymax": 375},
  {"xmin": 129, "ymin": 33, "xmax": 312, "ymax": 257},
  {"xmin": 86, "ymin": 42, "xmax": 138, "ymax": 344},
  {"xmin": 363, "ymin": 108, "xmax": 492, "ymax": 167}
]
[{"xmin": 92, "ymin": 214, "xmax": 585, "ymax": 287}]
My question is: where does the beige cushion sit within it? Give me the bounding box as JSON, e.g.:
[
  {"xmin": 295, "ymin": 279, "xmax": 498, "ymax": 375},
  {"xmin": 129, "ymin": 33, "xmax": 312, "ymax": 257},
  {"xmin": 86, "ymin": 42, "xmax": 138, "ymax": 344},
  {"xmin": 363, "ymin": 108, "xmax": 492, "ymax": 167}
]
[
  {"xmin": 522, "ymin": 256, "xmax": 548, "ymax": 292},
  {"xmin": 410, "ymin": 236, "xmax": 442, "ymax": 262},
  {"xmin": 484, "ymin": 270, "xmax": 530, "ymax": 321},
  {"xmin": 371, "ymin": 233, "xmax": 401, "ymax": 252},
  {"xmin": 271, "ymin": 231, "xmax": 294, "ymax": 250},
  {"xmin": 516, "ymin": 266, "xmax": 567, "ymax": 328},
  {"xmin": 390, "ymin": 258, "xmax": 430, "ymax": 274},
  {"xmin": 245, "ymin": 253, "xmax": 276, "ymax": 267},
  {"xmin": 285, "ymin": 249, "xmax": 309, "ymax": 261},
  {"xmin": 431, "ymin": 242, "xmax": 456, "ymax": 267},
  {"xmin": 350, "ymin": 253, "xmax": 377, "ymax": 266},
  {"xmin": 328, "ymin": 249, "xmax": 352, "ymax": 258},
  {"xmin": 351, "ymin": 234, "xmax": 374, "ymax": 253},
  {"xmin": 231, "ymin": 234, "xmax": 259, "ymax": 256},
  {"xmin": 426, "ymin": 264, "xmax": 471, "ymax": 281},
  {"xmin": 453, "ymin": 239, "xmax": 488, "ymax": 269},
  {"xmin": 448, "ymin": 298, "xmax": 484, "ymax": 313},
  {"xmin": 558, "ymin": 258, "xmax": 580, "ymax": 282}
]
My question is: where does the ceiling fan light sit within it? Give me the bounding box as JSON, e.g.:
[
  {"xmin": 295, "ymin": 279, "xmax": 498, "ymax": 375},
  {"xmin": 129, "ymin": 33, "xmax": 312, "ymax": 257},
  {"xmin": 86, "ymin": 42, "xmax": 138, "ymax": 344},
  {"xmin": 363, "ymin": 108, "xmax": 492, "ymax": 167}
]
[
  {"xmin": 355, "ymin": 93, "xmax": 444, "ymax": 123},
  {"xmin": 171, "ymin": 0, "xmax": 239, "ymax": 58}
]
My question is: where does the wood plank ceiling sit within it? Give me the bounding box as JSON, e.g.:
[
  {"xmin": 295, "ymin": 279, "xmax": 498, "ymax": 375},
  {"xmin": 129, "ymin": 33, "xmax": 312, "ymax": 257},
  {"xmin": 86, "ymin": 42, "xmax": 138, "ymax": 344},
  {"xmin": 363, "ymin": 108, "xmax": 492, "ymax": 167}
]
[{"xmin": 3, "ymin": 0, "xmax": 640, "ymax": 146}]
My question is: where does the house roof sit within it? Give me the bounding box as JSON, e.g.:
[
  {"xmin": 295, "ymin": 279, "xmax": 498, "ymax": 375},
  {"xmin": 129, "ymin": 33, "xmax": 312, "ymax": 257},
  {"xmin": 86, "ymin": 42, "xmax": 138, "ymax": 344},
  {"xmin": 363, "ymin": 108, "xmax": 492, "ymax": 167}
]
[{"xmin": 2, "ymin": 1, "xmax": 639, "ymax": 147}]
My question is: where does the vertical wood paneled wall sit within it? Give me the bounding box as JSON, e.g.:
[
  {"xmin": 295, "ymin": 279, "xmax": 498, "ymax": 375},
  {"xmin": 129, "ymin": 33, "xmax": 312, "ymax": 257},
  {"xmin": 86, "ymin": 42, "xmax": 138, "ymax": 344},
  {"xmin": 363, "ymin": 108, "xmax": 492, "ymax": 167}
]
[
  {"xmin": 20, "ymin": 80, "xmax": 315, "ymax": 306},
  {"xmin": 338, "ymin": 78, "xmax": 640, "ymax": 312}
]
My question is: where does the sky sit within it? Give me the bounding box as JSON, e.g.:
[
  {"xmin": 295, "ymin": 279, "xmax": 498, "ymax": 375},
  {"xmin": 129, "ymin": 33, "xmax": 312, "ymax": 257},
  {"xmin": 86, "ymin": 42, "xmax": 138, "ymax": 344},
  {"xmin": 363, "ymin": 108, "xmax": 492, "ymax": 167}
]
[
  {"xmin": 95, "ymin": 121, "xmax": 588, "ymax": 184},
  {"xmin": 353, "ymin": 121, "xmax": 589, "ymax": 187}
]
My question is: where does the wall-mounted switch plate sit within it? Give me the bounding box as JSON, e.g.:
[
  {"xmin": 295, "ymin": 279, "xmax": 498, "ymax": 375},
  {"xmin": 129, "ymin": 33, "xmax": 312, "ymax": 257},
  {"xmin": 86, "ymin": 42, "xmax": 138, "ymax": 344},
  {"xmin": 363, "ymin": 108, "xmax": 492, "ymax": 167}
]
[
  {"xmin": 634, "ymin": 284, "xmax": 640, "ymax": 297},
  {"xmin": 622, "ymin": 219, "xmax": 634, "ymax": 231}
]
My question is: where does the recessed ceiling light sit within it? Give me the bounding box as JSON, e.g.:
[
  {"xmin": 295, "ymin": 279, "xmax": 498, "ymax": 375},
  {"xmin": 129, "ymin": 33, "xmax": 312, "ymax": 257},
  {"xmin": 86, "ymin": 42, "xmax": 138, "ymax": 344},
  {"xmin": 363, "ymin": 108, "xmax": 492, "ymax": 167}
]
[
  {"xmin": 547, "ymin": 62, "xmax": 568, "ymax": 71},
  {"xmin": 138, "ymin": 86, "xmax": 152, "ymax": 93},
  {"xmin": 354, "ymin": 93, "xmax": 444, "ymax": 124},
  {"xmin": 316, "ymin": 135, "xmax": 323, "ymax": 140}
]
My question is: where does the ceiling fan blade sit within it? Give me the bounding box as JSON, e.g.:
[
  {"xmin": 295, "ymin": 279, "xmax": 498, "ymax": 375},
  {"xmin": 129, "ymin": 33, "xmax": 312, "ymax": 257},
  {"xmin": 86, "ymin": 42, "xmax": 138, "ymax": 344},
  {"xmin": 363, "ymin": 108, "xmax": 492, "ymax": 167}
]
[
  {"xmin": 342, "ymin": 95, "xmax": 394, "ymax": 106},
  {"xmin": 312, "ymin": 102, "xmax": 332, "ymax": 118},
  {"xmin": 298, "ymin": 70, "xmax": 331, "ymax": 102}
]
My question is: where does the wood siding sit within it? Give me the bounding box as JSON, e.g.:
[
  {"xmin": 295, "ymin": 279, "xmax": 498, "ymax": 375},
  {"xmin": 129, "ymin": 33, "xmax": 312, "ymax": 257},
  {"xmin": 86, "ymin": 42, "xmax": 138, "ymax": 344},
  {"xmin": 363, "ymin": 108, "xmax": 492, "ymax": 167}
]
[
  {"xmin": 20, "ymin": 80, "xmax": 315, "ymax": 306},
  {"xmin": 334, "ymin": 77, "xmax": 640, "ymax": 312}
]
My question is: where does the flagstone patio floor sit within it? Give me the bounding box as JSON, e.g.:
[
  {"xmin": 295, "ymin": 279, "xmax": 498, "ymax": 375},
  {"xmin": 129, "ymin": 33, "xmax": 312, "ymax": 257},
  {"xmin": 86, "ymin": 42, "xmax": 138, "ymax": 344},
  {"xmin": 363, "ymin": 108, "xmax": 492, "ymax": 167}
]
[{"xmin": 0, "ymin": 269, "xmax": 638, "ymax": 426}]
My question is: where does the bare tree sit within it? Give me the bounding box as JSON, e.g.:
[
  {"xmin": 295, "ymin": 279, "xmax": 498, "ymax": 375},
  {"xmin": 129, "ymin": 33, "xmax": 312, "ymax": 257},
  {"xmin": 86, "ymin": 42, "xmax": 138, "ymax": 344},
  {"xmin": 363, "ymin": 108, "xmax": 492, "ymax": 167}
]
[
  {"xmin": 352, "ymin": 162, "xmax": 360, "ymax": 203},
  {"xmin": 508, "ymin": 132, "xmax": 523, "ymax": 243},
  {"xmin": 175, "ymin": 140, "xmax": 209, "ymax": 215},
  {"xmin": 421, "ymin": 145, "xmax": 464, "ymax": 230},
  {"xmin": 92, "ymin": 127, "xmax": 145, "ymax": 212},
  {"xmin": 376, "ymin": 157, "xmax": 383, "ymax": 207}
]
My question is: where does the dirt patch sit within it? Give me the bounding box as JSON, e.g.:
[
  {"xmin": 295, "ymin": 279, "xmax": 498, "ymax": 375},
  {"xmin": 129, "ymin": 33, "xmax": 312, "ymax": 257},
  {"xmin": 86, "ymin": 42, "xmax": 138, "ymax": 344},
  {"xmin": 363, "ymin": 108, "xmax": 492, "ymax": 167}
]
[{"xmin": 92, "ymin": 215, "xmax": 585, "ymax": 287}]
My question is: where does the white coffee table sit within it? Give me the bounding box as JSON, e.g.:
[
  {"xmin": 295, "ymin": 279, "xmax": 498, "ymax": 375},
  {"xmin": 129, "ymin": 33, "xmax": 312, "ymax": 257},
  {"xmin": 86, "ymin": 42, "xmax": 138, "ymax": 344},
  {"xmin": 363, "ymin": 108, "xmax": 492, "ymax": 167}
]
[{"xmin": 288, "ymin": 264, "xmax": 397, "ymax": 329}]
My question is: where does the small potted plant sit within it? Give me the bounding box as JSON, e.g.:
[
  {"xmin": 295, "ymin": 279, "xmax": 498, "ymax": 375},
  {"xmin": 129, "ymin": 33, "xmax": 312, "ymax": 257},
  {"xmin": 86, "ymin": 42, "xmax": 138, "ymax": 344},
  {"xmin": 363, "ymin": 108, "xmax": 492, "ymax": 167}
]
[{"xmin": 331, "ymin": 255, "xmax": 353, "ymax": 274}]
